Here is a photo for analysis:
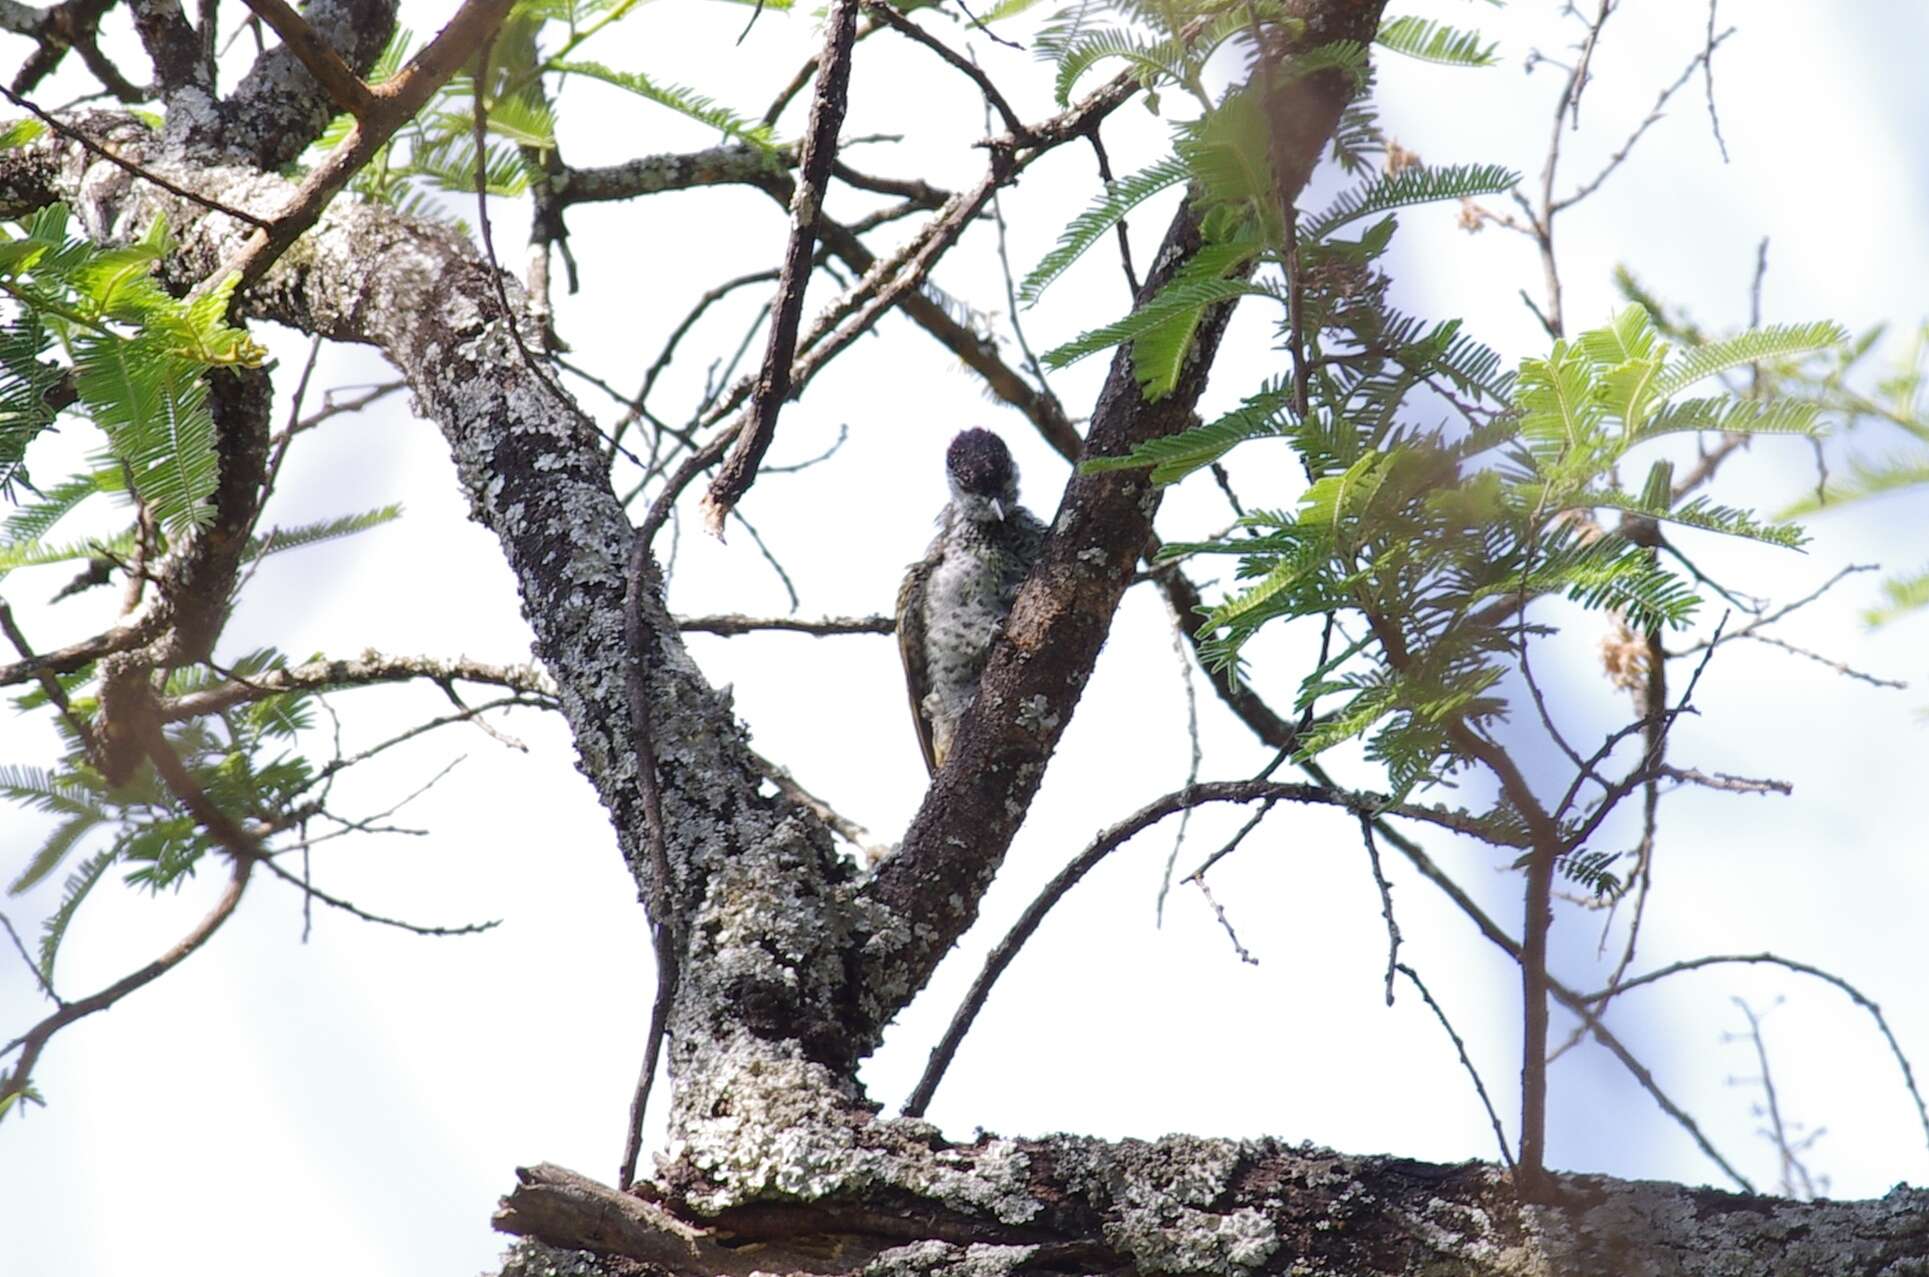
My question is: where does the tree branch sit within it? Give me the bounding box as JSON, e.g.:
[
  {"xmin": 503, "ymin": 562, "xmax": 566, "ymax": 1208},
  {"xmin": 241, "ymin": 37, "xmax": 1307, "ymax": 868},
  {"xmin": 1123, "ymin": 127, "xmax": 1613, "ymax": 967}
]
[{"xmin": 700, "ymin": 0, "xmax": 858, "ymax": 535}]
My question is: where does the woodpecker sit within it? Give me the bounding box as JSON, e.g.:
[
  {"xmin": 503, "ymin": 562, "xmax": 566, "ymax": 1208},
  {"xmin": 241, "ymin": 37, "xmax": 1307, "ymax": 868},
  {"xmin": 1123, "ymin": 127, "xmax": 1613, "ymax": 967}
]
[{"xmin": 896, "ymin": 429, "xmax": 1048, "ymax": 774}]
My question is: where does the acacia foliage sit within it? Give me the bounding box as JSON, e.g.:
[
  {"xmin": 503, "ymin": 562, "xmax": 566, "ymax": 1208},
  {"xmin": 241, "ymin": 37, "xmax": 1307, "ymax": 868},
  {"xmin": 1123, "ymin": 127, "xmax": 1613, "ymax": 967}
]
[{"xmin": 1025, "ymin": 0, "xmax": 1842, "ymax": 799}]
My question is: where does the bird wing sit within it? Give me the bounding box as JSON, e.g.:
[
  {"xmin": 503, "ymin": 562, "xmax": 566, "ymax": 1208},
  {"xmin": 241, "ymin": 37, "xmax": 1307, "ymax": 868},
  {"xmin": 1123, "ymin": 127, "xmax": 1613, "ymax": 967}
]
[{"xmin": 896, "ymin": 553, "xmax": 939, "ymax": 776}]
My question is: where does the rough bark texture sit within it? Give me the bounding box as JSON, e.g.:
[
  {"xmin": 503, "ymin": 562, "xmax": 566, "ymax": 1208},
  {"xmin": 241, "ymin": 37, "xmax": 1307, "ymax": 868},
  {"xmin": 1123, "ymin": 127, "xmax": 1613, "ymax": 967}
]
[
  {"xmin": 495, "ymin": 1140, "xmax": 1929, "ymax": 1277},
  {"xmin": 6, "ymin": 2, "xmax": 1924, "ymax": 1271}
]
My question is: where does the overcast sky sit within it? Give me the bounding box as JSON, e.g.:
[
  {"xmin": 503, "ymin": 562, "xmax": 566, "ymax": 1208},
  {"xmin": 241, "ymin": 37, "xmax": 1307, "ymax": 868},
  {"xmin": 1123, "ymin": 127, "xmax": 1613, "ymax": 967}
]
[{"xmin": 5, "ymin": 3, "xmax": 1929, "ymax": 1274}]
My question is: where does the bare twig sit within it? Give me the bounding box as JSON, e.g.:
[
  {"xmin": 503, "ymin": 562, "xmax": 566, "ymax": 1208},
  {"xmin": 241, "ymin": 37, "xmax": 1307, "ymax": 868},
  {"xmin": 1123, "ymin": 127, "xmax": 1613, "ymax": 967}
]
[
  {"xmin": 1183, "ymin": 799, "xmax": 1276, "ymax": 882},
  {"xmin": 0, "ymin": 911, "xmax": 58, "ymax": 1004},
  {"xmin": 256, "ymin": 855, "xmax": 499, "ymax": 937},
  {"xmin": 0, "ymin": 83, "xmax": 272, "ymax": 228},
  {"xmin": 864, "ymin": 2, "xmax": 1026, "ymax": 139},
  {"xmin": 1702, "ymin": 0, "xmax": 1730, "ymax": 163},
  {"xmin": 1359, "ymin": 814, "xmax": 1401, "ymax": 1007},
  {"xmin": 1192, "ymin": 876, "xmax": 1258, "ymax": 965},
  {"xmin": 1087, "ymin": 129, "xmax": 1140, "ymax": 296},
  {"xmin": 1736, "ymin": 633, "xmax": 1907, "ymax": 691},
  {"xmin": 1154, "ymin": 602, "xmax": 1204, "ymax": 923},
  {"xmin": 1564, "ymin": 0, "xmax": 1614, "ymax": 131},
  {"xmin": 1396, "ymin": 963, "xmax": 1514, "ymax": 1170},
  {"xmin": 1659, "ymin": 765, "xmax": 1791, "ymax": 797},
  {"xmin": 1595, "ymin": 952, "xmax": 1929, "ymax": 1154},
  {"xmin": 1727, "ymin": 997, "xmax": 1821, "ymax": 1199},
  {"xmin": 902, "ymin": 779, "xmax": 1511, "ymax": 1118},
  {"xmin": 700, "ymin": 0, "xmax": 859, "ymax": 536},
  {"xmin": 1553, "ymin": 28, "xmax": 1734, "ymax": 213},
  {"xmin": 158, "ymin": 653, "xmax": 553, "ymax": 721}
]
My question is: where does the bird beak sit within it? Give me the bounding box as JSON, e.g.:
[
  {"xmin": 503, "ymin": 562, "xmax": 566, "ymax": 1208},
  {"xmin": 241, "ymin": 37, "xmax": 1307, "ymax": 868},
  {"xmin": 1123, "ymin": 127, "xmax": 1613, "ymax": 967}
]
[{"xmin": 990, "ymin": 498, "xmax": 1006, "ymax": 522}]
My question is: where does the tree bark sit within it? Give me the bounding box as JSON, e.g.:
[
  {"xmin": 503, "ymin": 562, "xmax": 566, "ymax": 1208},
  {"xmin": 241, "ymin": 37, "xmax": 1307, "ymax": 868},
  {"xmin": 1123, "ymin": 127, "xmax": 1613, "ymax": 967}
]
[{"xmin": 4, "ymin": 4, "xmax": 1923, "ymax": 1272}]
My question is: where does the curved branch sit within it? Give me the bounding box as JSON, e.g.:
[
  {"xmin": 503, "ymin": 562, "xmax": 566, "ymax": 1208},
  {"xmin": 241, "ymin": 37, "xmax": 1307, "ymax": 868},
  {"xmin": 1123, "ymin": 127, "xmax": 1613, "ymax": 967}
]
[
  {"xmin": 904, "ymin": 777, "xmax": 1482, "ymax": 1116},
  {"xmin": 2, "ymin": 714, "xmax": 261, "ymax": 1108},
  {"xmin": 1590, "ymin": 951, "xmax": 1929, "ymax": 1153}
]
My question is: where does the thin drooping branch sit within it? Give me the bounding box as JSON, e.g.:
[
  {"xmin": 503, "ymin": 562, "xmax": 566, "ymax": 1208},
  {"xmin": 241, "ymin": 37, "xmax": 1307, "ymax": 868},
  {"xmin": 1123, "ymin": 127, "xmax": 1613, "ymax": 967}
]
[
  {"xmin": 1593, "ymin": 951, "xmax": 1929, "ymax": 1153},
  {"xmin": 0, "ymin": 83, "xmax": 273, "ymax": 227},
  {"xmin": 1396, "ymin": 962, "xmax": 1514, "ymax": 1171},
  {"xmin": 863, "ymin": 1, "xmax": 1026, "ymax": 140},
  {"xmin": 2, "ymin": 711, "xmax": 263, "ymax": 1107},
  {"xmin": 699, "ymin": 0, "xmax": 858, "ymax": 536},
  {"xmin": 0, "ymin": 849, "xmax": 250, "ymax": 1107},
  {"xmin": 255, "ymin": 855, "xmax": 500, "ymax": 937},
  {"xmin": 903, "ymin": 776, "xmax": 1484, "ymax": 1117}
]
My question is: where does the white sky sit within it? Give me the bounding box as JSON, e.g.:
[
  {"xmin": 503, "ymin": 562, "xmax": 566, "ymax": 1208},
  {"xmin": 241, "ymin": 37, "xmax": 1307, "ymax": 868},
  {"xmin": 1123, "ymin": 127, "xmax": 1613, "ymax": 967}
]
[{"xmin": 4, "ymin": 3, "xmax": 1928, "ymax": 1274}]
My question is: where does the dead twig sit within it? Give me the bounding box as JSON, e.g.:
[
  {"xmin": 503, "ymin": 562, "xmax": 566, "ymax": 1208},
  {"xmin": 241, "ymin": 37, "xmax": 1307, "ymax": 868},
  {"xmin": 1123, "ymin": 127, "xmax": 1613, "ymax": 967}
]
[
  {"xmin": 1595, "ymin": 952, "xmax": 1929, "ymax": 1155},
  {"xmin": 1397, "ymin": 963, "xmax": 1514, "ymax": 1170},
  {"xmin": 700, "ymin": 0, "xmax": 859, "ymax": 536},
  {"xmin": 257, "ymin": 855, "xmax": 499, "ymax": 937}
]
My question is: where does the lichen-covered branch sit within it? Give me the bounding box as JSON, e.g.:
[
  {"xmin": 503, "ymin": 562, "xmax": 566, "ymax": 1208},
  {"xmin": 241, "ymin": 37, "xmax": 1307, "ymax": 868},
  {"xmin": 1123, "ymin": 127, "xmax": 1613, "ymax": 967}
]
[{"xmin": 496, "ymin": 1140, "xmax": 1929, "ymax": 1277}]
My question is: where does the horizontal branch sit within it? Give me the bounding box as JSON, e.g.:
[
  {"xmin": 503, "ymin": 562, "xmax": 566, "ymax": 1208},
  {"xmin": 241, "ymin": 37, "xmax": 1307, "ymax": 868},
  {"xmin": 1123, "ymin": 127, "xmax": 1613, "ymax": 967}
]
[
  {"xmin": 157, "ymin": 652, "xmax": 557, "ymax": 720},
  {"xmin": 675, "ymin": 613, "xmax": 891, "ymax": 637}
]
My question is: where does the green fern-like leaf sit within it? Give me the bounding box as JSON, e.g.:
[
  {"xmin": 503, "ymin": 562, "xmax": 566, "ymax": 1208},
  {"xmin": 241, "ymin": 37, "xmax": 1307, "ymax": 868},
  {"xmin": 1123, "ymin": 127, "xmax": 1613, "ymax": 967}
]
[
  {"xmin": 0, "ymin": 529, "xmax": 134, "ymax": 573},
  {"xmin": 1201, "ymin": 540, "xmax": 1327, "ymax": 633},
  {"xmin": 73, "ymin": 333, "xmax": 216, "ymax": 536},
  {"xmin": 1514, "ymin": 341, "xmax": 1605, "ymax": 473},
  {"xmin": 1303, "ymin": 162, "xmax": 1518, "ymax": 241},
  {"xmin": 247, "ymin": 504, "xmax": 403, "ymax": 558},
  {"xmin": 1579, "ymin": 490, "xmax": 1807, "ymax": 549},
  {"xmin": 1126, "ymin": 247, "xmax": 1270, "ymax": 397},
  {"xmin": 9, "ymin": 810, "xmax": 102, "ymax": 896},
  {"xmin": 1041, "ymin": 262, "xmax": 1267, "ymax": 374},
  {"xmin": 1277, "ymin": 38, "xmax": 1370, "ymax": 88},
  {"xmin": 2, "ymin": 471, "xmax": 117, "ymax": 544},
  {"xmin": 1329, "ymin": 96, "xmax": 1386, "ymax": 175},
  {"xmin": 1373, "ymin": 15, "xmax": 1498, "ymax": 67},
  {"xmin": 0, "ymin": 310, "xmax": 59, "ymax": 493},
  {"xmin": 36, "ymin": 845, "xmax": 118, "ymax": 982},
  {"xmin": 1652, "ymin": 319, "xmax": 1848, "ymax": 399},
  {"xmin": 1020, "ymin": 155, "xmax": 1188, "ymax": 306},
  {"xmin": 1780, "ymin": 452, "xmax": 1929, "ymax": 517},
  {"xmin": 1051, "ymin": 26, "xmax": 1182, "ymax": 107},
  {"xmin": 1638, "ymin": 394, "xmax": 1822, "ymax": 441},
  {"xmin": 0, "ymin": 117, "xmax": 46, "ymax": 149},
  {"xmin": 1082, "ymin": 385, "xmax": 1296, "ymax": 483},
  {"xmin": 1865, "ymin": 563, "xmax": 1929, "ymax": 626},
  {"xmin": 1178, "ymin": 86, "xmax": 1277, "ymax": 226},
  {"xmin": 553, "ymin": 61, "xmax": 776, "ymax": 152},
  {"xmin": 407, "ymin": 130, "xmax": 532, "ymax": 196}
]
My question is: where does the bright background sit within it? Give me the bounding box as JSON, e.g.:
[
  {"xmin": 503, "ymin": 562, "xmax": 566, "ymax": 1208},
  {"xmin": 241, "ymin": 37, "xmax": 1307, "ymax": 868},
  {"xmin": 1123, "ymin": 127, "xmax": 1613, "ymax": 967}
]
[{"xmin": 3, "ymin": 3, "xmax": 1927, "ymax": 1273}]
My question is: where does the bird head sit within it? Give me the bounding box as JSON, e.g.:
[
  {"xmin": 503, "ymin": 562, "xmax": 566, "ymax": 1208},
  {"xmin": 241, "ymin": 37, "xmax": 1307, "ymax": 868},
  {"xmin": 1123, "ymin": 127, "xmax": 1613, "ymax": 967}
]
[{"xmin": 945, "ymin": 428, "xmax": 1020, "ymax": 524}]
